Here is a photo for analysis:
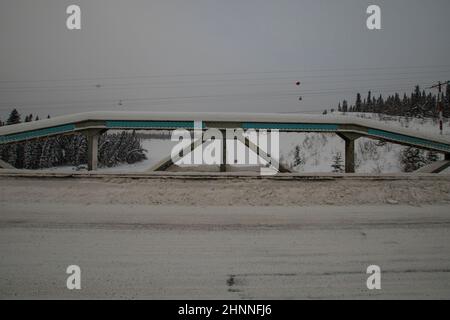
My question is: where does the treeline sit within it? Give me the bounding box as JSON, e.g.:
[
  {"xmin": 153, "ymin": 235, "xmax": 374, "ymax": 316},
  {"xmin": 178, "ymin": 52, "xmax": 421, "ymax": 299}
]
[
  {"xmin": 333, "ymin": 85, "xmax": 448, "ymax": 172},
  {"xmin": 0, "ymin": 109, "xmax": 147, "ymax": 169},
  {"xmin": 336, "ymin": 84, "xmax": 450, "ymax": 118}
]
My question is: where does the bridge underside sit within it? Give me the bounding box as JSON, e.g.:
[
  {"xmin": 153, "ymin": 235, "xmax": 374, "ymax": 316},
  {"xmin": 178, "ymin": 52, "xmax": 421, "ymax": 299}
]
[{"xmin": 1, "ymin": 116, "xmax": 449, "ymax": 173}]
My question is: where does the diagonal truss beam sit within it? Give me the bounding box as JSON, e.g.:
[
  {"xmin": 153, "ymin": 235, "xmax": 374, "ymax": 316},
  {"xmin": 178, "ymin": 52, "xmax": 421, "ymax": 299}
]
[{"xmin": 148, "ymin": 131, "xmax": 291, "ymax": 173}]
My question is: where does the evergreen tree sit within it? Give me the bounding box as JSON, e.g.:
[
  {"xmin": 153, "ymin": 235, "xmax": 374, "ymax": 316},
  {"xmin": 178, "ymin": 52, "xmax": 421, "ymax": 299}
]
[
  {"xmin": 2, "ymin": 129, "xmax": 147, "ymax": 170},
  {"xmin": 331, "ymin": 152, "xmax": 344, "ymax": 173},
  {"xmin": 29, "ymin": 139, "xmax": 43, "ymax": 169},
  {"xmin": 7, "ymin": 144, "xmax": 18, "ymax": 167},
  {"xmin": 336, "ymin": 85, "xmax": 448, "ymax": 118},
  {"xmin": 24, "ymin": 141, "xmax": 35, "ymax": 169},
  {"xmin": 15, "ymin": 144, "xmax": 25, "ymax": 168},
  {"xmin": 355, "ymin": 93, "xmax": 362, "ymax": 112},
  {"xmin": 400, "ymin": 147, "xmax": 427, "ymax": 172},
  {"xmin": 446, "ymin": 83, "xmax": 450, "ymax": 102},
  {"xmin": 7, "ymin": 109, "xmax": 21, "ymax": 125},
  {"xmin": 39, "ymin": 139, "xmax": 53, "ymax": 168},
  {"xmin": 342, "ymin": 100, "xmax": 348, "ymax": 113},
  {"xmin": 292, "ymin": 145, "xmax": 304, "ymax": 168},
  {"xmin": 71, "ymin": 134, "xmax": 87, "ymax": 166}
]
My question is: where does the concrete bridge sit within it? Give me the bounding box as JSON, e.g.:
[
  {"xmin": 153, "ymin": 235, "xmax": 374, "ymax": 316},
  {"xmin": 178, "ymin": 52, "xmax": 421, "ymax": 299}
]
[{"xmin": 0, "ymin": 111, "xmax": 449, "ymax": 173}]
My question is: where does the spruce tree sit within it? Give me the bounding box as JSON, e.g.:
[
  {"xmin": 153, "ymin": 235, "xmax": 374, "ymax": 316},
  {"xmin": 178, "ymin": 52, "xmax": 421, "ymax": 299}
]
[
  {"xmin": 446, "ymin": 83, "xmax": 450, "ymax": 102},
  {"xmin": 342, "ymin": 100, "xmax": 348, "ymax": 113},
  {"xmin": 331, "ymin": 152, "xmax": 344, "ymax": 173},
  {"xmin": 31, "ymin": 139, "xmax": 43, "ymax": 169},
  {"xmin": 400, "ymin": 147, "xmax": 427, "ymax": 172},
  {"xmin": 7, "ymin": 144, "xmax": 18, "ymax": 167},
  {"xmin": 291, "ymin": 145, "xmax": 304, "ymax": 170},
  {"xmin": 24, "ymin": 141, "xmax": 35, "ymax": 169},
  {"xmin": 74, "ymin": 134, "xmax": 87, "ymax": 166},
  {"xmin": 7, "ymin": 109, "xmax": 21, "ymax": 125},
  {"xmin": 355, "ymin": 93, "xmax": 362, "ymax": 112},
  {"xmin": 39, "ymin": 139, "xmax": 52, "ymax": 168}
]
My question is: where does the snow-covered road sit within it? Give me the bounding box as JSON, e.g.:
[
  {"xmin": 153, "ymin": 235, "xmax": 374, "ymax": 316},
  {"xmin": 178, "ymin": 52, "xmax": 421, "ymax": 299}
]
[{"xmin": 1, "ymin": 204, "xmax": 450, "ymax": 299}]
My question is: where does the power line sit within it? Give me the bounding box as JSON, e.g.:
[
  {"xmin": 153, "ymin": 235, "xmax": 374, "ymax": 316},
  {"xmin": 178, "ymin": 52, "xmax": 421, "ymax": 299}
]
[
  {"xmin": 0, "ymin": 84, "xmax": 424, "ymax": 110},
  {"xmin": 0, "ymin": 64, "xmax": 449, "ymax": 85},
  {"xmin": 0, "ymin": 70, "xmax": 448, "ymax": 94}
]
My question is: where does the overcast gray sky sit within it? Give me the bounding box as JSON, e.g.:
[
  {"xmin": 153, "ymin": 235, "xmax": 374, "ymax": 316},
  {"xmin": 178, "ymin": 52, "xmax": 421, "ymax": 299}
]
[{"xmin": 0, "ymin": 0, "xmax": 449, "ymax": 119}]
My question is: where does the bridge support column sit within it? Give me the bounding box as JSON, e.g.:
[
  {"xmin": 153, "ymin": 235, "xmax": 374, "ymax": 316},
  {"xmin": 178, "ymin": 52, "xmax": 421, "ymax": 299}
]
[
  {"xmin": 83, "ymin": 129, "xmax": 105, "ymax": 171},
  {"xmin": 337, "ymin": 133, "xmax": 361, "ymax": 173}
]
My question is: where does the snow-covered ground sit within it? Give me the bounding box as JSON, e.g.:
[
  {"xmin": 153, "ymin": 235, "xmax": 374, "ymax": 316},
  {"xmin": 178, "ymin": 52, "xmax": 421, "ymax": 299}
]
[
  {"xmin": 2, "ymin": 175, "xmax": 450, "ymax": 207},
  {"xmin": 42, "ymin": 113, "xmax": 450, "ymax": 174}
]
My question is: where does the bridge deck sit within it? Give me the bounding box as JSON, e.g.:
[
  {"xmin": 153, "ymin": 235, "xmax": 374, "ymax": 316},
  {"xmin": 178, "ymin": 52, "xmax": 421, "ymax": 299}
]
[{"xmin": 0, "ymin": 111, "xmax": 449, "ymax": 154}]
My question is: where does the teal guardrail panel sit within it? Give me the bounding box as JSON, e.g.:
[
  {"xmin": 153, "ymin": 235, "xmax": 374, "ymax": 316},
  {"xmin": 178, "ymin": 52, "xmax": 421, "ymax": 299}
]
[
  {"xmin": 367, "ymin": 129, "xmax": 450, "ymax": 152},
  {"xmin": 106, "ymin": 120, "xmax": 195, "ymax": 129},
  {"xmin": 242, "ymin": 122, "xmax": 339, "ymax": 131},
  {"xmin": 0, "ymin": 124, "xmax": 76, "ymax": 144}
]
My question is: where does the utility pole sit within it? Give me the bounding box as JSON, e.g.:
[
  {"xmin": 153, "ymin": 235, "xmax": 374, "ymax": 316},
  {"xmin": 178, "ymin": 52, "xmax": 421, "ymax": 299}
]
[{"xmin": 429, "ymin": 81, "xmax": 450, "ymax": 135}]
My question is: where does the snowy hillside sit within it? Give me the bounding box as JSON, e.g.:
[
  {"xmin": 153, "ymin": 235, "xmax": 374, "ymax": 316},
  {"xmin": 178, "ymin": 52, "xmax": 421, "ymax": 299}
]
[{"xmin": 279, "ymin": 112, "xmax": 449, "ymax": 174}]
